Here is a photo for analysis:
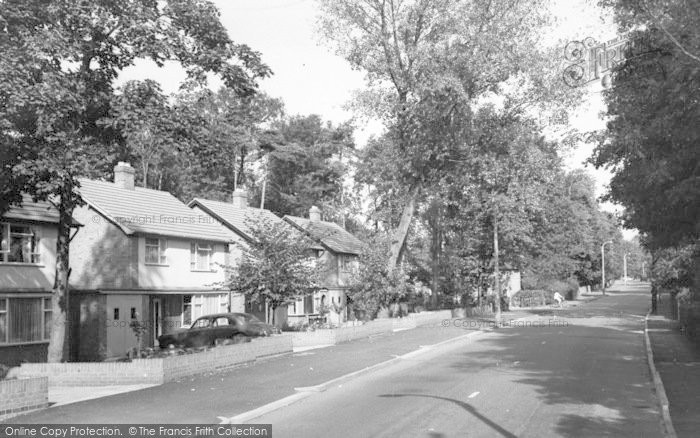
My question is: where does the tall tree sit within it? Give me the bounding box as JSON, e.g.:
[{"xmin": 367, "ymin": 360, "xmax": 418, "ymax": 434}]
[
  {"xmin": 256, "ymin": 115, "xmax": 355, "ymax": 220},
  {"xmin": 318, "ymin": 0, "xmax": 575, "ymax": 272},
  {"xmin": 593, "ymin": 1, "xmax": 700, "ymax": 249},
  {"xmin": 0, "ymin": 0, "xmax": 270, "ymax": 361}
]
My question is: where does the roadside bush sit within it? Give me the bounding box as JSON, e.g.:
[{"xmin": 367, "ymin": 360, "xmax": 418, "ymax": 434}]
[
  {"xmin": 0, "ymin": 363, "xmax": 10, "ymax": 380},
  {"xmin": 511, "ymin": 290, "xmax": 555, "ymax": 307}
]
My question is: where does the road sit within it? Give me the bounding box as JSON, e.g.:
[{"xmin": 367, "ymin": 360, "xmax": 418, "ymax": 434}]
[
  {"xmin": 249, "ymin": 284, "xmax": 664, "ymax": 437},
  {"xmin": 6, "ymin": 284, "xmax": 664, "ymax": 437}
]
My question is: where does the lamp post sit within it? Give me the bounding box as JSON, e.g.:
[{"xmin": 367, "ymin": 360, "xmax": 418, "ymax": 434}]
[
  {"xmin": 623, "ymin": 252, "xmax": 630, "ymax": 284},
  {"xmin": 601, "ymin": 241, "xmax": 613, "ymax": 295}
]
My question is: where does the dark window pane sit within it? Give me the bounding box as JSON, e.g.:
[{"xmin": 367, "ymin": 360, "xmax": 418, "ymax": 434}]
[{"xmin": 8, "ymin": 298, "xmax": 42, "ymax": 343}]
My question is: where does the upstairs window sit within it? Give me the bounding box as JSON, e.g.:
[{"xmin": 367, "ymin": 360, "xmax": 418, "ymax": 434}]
[
  {"xmin": 145, "ymin": 238, "xmax": 167, "ymax": 265},
  {"xmin": 190, "ymin": 242, "xmax": 213, "ymax": 271},
  {"xmin": 0, "ymin": 223, "xmax": 41, "ymax": 264},
  {"xmin": 339, "ymin": 254, "xmax": 355, "ymax": 273}
]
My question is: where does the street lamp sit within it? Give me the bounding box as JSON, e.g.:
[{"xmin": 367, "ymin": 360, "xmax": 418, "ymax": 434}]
[{"xmin": 601, "ymin": 241, "xmax": 613, "ymax": 295}]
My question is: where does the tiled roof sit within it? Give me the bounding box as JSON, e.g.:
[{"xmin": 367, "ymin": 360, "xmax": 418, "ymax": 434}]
[
  {"xmin": 283, "ymin": 216, "xmax": 363, "ymax": 255},
  {"xmin": 188, "ymin": 198, "xmax": 293, "ymax": 243},
  {"xmin": 78, "ymin": 179, "xmax": 234, "ymax": 242},
  {"xmin": 2, "ymin": 194, "xmax": 81, "ymax": 225}
]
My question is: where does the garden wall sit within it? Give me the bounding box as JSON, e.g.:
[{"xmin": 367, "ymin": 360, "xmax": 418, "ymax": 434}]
[
  {"xmin": 14, "ymin": 336, "xmax": 293, "ymax": 387},
  {"xmin": 287, "ymin": 310, "xmax": 453, "ymax": 348},
  {"xmin": 0, "ymin": 377, "xmax": 48, "ymax": 417}
]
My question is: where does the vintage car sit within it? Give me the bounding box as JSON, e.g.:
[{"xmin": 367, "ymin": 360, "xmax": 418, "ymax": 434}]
[{"xmin": 157, "ymin": 312, "xmax": 280, "ymax": 349}]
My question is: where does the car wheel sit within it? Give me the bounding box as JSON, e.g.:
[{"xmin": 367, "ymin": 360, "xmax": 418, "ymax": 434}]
[
  {"xmin": 214, "ymin": 338, "xmax": 228, "ymax": 347},
  {"xmin": 233, "ymin": 334, "xmax": 247, "ymax": 344}
]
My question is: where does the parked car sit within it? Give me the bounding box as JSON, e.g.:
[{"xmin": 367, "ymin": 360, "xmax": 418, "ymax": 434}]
[{"xmin": 157, "ymin": 312, "xmax": 281, "ymax": 349}]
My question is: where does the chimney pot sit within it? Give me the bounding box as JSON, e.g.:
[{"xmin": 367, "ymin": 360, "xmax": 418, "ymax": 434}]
[
  {"xmin": 309, "ymin": 206, "xmax": 321, "ymax": 222},
  {"xmin": 114, "ymin": 162, "xmax": 135, "ymax": 190},
  {"xmin": 232, "ymin": 189, "xmax": 248, "ymax": 209}
]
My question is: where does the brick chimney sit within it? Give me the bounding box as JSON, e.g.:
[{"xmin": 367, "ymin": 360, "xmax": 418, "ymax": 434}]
[
  {"xmin": 114, "ymin": 162, "xmax": 135, "ymax": 190},
  {"xmin": 309, "ymin": 206, "xmax": 321, "ymax": 222},
  {"xmin": 232, "ymin": 188, "xmax": 247, "ymax": 209}
]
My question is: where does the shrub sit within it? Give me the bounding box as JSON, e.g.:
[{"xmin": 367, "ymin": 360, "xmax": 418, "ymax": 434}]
[
  {"xmin": 0, "ymin": 364, "xmax": 10, "ymax": 380},
  {"xmin": 511, "ymin": 290, "xmax": 555, "ymax": 307}
]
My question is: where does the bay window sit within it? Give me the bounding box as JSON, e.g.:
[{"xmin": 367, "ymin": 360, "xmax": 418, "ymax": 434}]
[{"xmin": 0, "ymin": 296, "xmax": 52, "ymax": 344}]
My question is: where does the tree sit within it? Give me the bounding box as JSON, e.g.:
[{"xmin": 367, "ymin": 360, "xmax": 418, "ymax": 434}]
[
  {"xmin": 346, "ymin": 233, "xmax": 410, "ymax": 319},
  {"xmin": 593, "ymin": 2, "xmax": 700, "ymax": 249},
  {"xmin": 174, "ymin": 88, "xmax": 284, "ymax": 202},
  {"xmin": 317, "ymin": 0, "xmax": 562, "ymax": 273},
  {"xmin": 254, "ymin": 115, "xmax": 355, "ymax": 220},
  {"xmin": 0, "ymin": 0, "xmax": 270, "ymax": 361},
  {"xmin": 103, "ymin": 80, "xmax": 179, "ymax": 189},
  {"xmin": 226, "ymin": 218, "xmax": 322, "ymax": 325}
]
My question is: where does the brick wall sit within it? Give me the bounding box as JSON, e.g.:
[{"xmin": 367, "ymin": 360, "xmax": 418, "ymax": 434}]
[
  {"xmin": 286, "ymin": 310, "xmax": 452, "ymax": 348},
  {"xmin": 16, "ymin": 360, "xmax": 164, "ymax": 386},
  {"xmin": 0, "ymin": 377, "xmax": 48, "ymax": 416},
  {"xmin": 15, "ymin": 336, "xmax": 293, "ymax": 386}
]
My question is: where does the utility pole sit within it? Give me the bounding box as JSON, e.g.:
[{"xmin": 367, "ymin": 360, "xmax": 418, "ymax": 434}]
[{"xmin": 601, "ymin": 241, "xmax": 613, "ymax": 295}]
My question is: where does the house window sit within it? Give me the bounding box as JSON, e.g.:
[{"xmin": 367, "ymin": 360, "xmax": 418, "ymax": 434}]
[
  {"xmin": 0, "ymin": 223, "xmax": 41, "ymax": 264},
  {"xmin": 339, "ymin": 254, "xmax": 354, "ymax": 272},
  {"xmin": 190, "ymin": 242, "xmax": 213, "ymax": 271},
  {"xmin": 145, "ymin": 238, "xmax": 167, "ymax": 264},
  {"xmin": 0, "ymin": 297, "xmax": 52, "ymax": 344}
]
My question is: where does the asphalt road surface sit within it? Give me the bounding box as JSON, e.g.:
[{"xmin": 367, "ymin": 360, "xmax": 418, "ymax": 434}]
[
  {"xmin": 250, "ymin": 285, "xmax": 664, "ymax": 437},
  {"xmin": 6, "ymin": 285, "xmax": 664, "ymax": 438}
]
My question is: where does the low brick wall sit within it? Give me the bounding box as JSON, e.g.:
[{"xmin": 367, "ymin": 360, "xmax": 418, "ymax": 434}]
[
  {"xmin": 0, "ymin": 377, "xmax": 48, "ymax": 416},
  {"xmin": 16, "ymin": 359, "xmax": 164, "ymax": 386},
  {"xmin": 287, "ymin": 310, "xmax": 452, "ymax": 348},
  {"xmin": 162, "ymin": 336, "xmax": 292, "ymax": 382},
  {"xmin": 15, "ymin": 336, "xmax": 293, "ymax": 386}
]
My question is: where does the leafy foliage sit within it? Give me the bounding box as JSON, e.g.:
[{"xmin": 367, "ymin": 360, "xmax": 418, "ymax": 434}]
[
  {"xmin": 593, "ymin": 1, "xmax": 700, "ymax": 249},
  {"xmin": 226, "ymin": 219, "xmax": 322, "ymax": 324},
  {"xmin": 0, "ymin": 0, "xmax": 270, "ymax": 361},
  {"xmin": 346, "ymin": 233, "xmax": 410, "ymax": 319}
]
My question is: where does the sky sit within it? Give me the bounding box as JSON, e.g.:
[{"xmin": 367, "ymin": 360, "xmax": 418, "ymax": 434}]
[{"xmin": 119, "ymin": 0, "xmax": 637, "ymax": 238}]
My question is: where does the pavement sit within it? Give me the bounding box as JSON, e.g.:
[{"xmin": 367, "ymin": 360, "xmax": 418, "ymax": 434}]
[{"xmin": 646, "ymin": 291, "xmax": 700, "ymax": 438}]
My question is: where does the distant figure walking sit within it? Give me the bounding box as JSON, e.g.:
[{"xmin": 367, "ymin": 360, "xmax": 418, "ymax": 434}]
[{"xmin": 553, "ymin": 292, "xmax": 564, "ymax": 308}]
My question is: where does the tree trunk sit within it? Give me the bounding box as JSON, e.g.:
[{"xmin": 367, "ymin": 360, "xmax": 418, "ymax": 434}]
[
  {"xmin": 429, "ymin": 200, "xmax": 442, "ymax": 309},
  {"xmin": 47, "ymin": 181, "xmax": 73, "ymax": 362},
  {"xmin": 387, "ymin": 185, "xmax": 420, "ymax": 271},
  {"xmin": 493, "ymin": 211, "xmax": 501, "ymax": 327}
]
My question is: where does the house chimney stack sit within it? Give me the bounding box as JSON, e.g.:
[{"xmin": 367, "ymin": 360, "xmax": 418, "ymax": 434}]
[
  {"xmin": 232, "ymin": 188, "xmax": 248, "ymax": 209},
  {"xmin": 309, "ymin": 206, "xmax": 321, "ymax": 222},
  {"xmin": 114, "ymin": 162, "xmax": 135, "ymax": 190}
]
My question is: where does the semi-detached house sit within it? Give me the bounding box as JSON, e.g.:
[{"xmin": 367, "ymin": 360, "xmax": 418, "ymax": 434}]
[
  {"xmin": 0, "ymin": 197, "xmax": 81, "ymax": 366},
  {"xmin": 68, "ymin": 162, "xmax": 236, "ymax": 360}
]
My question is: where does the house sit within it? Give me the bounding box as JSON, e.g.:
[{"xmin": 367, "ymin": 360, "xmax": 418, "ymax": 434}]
[
  {"xmin": 68, "ymin": 162, "xmax": 236, "ymax": 360},
  {"xmin": 0, "ymin": 196, "xmax": 81, "ymax": 366},
  {"xmin": 284, "ymin": 206, "xmax": 364, "ymax": 326},
  {"xmin": 187, "ymin": 189, "xmax": 290, "ymax": 326}
]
